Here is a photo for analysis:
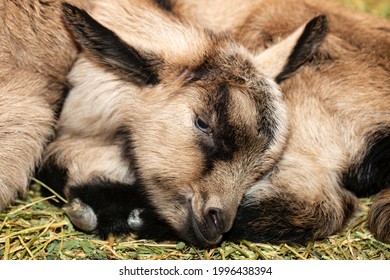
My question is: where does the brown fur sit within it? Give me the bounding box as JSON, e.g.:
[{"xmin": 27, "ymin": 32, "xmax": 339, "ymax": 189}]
[
  {"xmin": 169, "ymin": 0, "xmax": 390, "ymax": 61},
  {"xmin": 367, "ymin": 189, "xmax": 390, "ymax": 243},
  {"xmin": 41, "ymin": 0, "xmax": 389, "ymax": 246},
  {"xmin": 0, "ymin": 0, "xmax": 95, "ymax": 210},
  {"xmin": 41, "ymin": 0, "xmax": 327, "ymax": 247},
  {"xmin": 169, "ymin": 0, "xmax": 390, "ymax": 244}
]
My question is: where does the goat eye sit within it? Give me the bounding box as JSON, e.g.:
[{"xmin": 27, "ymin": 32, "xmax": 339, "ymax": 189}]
[{"xmin": 195, "ymin": 117, "xmax": 212, "ymax": 134}]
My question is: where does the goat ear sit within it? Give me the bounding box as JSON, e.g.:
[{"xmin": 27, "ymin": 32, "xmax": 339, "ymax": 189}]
[
  {"xmin": 62, "ymin": 3, "xmax": 160, "ymax": 85},
  {"xmin": 255, "ymin": 15, "xmax": 328, "ymax": 83}
]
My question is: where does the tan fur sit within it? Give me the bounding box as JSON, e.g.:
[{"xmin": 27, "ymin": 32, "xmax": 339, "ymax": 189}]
[
  {"xmin": 90, "ymin": 0, "xmax": 210, "ymax": 66},
  {"xmin": 367, "ymin": 189, "xmax": 390, "ymax": 243},
  {"xmin": 43, "ymin": 0, "xmax": 302, "ymax": 246},
  {"xmin": 0, "ymin": 0, "xmax": 95, "ymax": 210},
  {"xmin": 42, "ymin": 0, "xmax": 389, "ymax": 245},
  {"xmin": 171, "ymin": 0, "xmax": 390, "ymax": 243},
  {"xmin": 170, "ymin": 0, "xmax": 390, "ymax": 58}
]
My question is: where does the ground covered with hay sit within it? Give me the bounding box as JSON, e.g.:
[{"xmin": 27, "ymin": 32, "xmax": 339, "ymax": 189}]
[
  {"xmin": 1, "ymin": 181, "xmax": 389, "ymax": 260},
  {"xmin": 1, "ymin": 0, "xmax": 389, "ymax": 261}
]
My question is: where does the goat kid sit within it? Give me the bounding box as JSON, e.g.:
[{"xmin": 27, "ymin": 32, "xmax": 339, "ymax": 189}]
[
  {"xmin": 38, "ymin": 0, "xmax": 332, "ymax": 247},
  {"xmin": 164, "ymin": 0, "xmax": 390, "ymax": 244}
]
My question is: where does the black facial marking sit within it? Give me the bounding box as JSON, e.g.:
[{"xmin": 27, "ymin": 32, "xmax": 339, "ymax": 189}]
[
  {"xmin": 198, "ymin": 84, "xmax": 239, "ymax": 173},
  {"xmin": 69, "ymin": 181, "xmax": 177, "ymax": 241},
  {"xmin": 276, "ymin": 15, "xmax": 329, "ymax": 83},
  {"xmin": 62, "ymin": 3, "xmax": 160, "ymax": 85},
  {"xmin": 254, "ymin": 85, "xmax": 279, "ymax": 144},
  {"xmin": 186, "ymin": 51, "xmax": 223, "ymax": 84},
  {"xmin": 343, "ymin": 128, "xmax": 390, "ymax": 197},
  {"xmin": 213, "ymin": 84, "xmax": 238, "ymax": 153},
  {"xmin": 257, "ymin": 113, "xmax": 276, "ymax": 142}
]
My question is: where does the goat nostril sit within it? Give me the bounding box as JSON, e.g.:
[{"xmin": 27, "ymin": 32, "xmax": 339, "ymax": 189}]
[{"xmin": 206, "ymin": 207, "xmax": 224, "ymax": 232}]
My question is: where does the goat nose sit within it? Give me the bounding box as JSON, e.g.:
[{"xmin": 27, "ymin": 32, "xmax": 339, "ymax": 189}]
[{"xmin": 205, "ymin": 207, "xmax": 226, "ymax": 235}]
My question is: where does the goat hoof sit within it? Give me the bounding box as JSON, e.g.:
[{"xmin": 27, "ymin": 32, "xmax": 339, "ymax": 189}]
[{"xmin": 63, "ymin": 198, "xmax": 97, "ymax": 232}]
